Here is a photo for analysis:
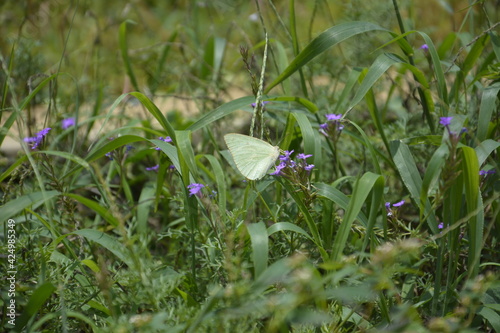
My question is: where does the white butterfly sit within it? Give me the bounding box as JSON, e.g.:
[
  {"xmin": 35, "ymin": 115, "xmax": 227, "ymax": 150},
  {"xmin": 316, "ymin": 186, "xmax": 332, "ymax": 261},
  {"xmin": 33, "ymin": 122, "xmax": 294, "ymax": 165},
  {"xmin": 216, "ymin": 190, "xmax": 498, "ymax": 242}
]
[{"xmin": 224, "ymin": 133, "xmax": 280, "ymax": 180}]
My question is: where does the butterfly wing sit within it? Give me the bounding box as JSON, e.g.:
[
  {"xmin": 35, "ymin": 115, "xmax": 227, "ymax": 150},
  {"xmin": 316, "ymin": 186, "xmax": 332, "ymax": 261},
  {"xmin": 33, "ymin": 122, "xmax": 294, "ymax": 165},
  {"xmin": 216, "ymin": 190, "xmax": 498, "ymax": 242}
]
[{"xmin": 224, "ymin": 133, "xmax": 280, "ymax": 180}]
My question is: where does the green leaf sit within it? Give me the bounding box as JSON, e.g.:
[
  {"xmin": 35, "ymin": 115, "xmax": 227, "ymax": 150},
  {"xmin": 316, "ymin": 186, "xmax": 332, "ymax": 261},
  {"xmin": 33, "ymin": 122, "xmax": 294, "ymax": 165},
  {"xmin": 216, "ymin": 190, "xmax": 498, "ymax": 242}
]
[
  {"xmin": 136, "ymin": 184, "xmax": 155, "ymax": 235},
  {"xmin": 64, "ymin": 193, "xmax": 119, "ymax": 227},
  {"xmin": 187, "ymin": 96, "xmax": 256, "ymax": 132},
  {"xmin": 390, "ymin": 140, "xmax": 439, "ymax": 233},
  {"xmin": 73, "ymin": 229, "xmax": 135, "ymax": 268},
  {"xmin": 0, "ymin": 190, "xmax": 60, "ymax": 223},
  {"xmin": 315, "ymin": 182, "xmax": 369, "ymax": 227},
  {"xmin": 478, "ymin": 306, "xmax": 500, "ymax": 333},
  {"xmin": 291, "ymin": 111, "xmax": 319, "ymax": 160},
  {"xmin": 247, "ymin": 221, "xmax": 269, "ymax": 278},
  {"xmin": 265, "ymin": 21, "xmax": 389, "ymax": 92},
  {"xmin": 203, "ymin": 154, "xmax": 227, "ymax": 218},
  {"xmin": 267, "ymin": 222, "xmax": 314, "ymax": 242},
  {"xmin": 476, "ymin": 139, "xmax": 500, "ymax": 166},
  {"xmin": 477, "ymin": 82, "xmax": 500, "ymax": 141},
  {"xmin": 15, "ymin": 282, "xmax": 56, "ymax": 332},
  {"xmin": 130, "ymin": 92, "xmax": 177, "ymax": 141},
  {"xmin": 460, "ymin": 146, "xmax": 482, "ymax": 278},
  {"xmin": 419, "ymin": 144, "xmax": 448, "ymax": 219},
  {"xmin": 119, "ymin": 20, "xmax": 139, "ymax": 91},
  {"xmin": 330, "ymin": 172, "xmax": 384, "ymax": 262}
]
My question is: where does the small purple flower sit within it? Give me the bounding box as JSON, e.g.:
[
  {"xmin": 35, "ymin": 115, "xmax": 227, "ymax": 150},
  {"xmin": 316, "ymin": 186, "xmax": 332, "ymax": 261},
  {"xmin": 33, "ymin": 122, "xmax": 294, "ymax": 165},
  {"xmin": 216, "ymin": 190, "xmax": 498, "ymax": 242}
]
[
  {"xmin": 125, "ymin": 145, "xmax": 134, "ymax": 152},
  {"xmin": 325, "ymin": 114, "xmax": 342, "ymax": 121},
  {"xmin": 385, "ymin": 202, "xmax": 391, "ymax": 209},
  {"xmin": 155, "ymin": 136, "xmax": 173, "ymax": 150},
  {"xmin": 420, "ymin": 44, "xmax": 429, "ymax": 51},
  {"xmin": 270, "ymin": 162, "xmax": 287, "ymax": 176},
  {"xmin": 251, "ymin": 101, "xmax": 270, "ymax": 108},
  {"xmin": 279, "ymin": 150, "xmax": 294, "ymax": 162},
  {"xmin": 393, "ymin": 200, "xmax": 405, "ymax": 207},
  {"xmin": 146, "ymin": 164, "xmax": 159, "ymax": 171},
  {"xmin": 438, "ymin": 222, "xmax": 444, "ymax": 230},
  {"xmin": 61, "ymin": 117, "xmax": 76, "ymax": 129},
  {"xmin": 23, "ymin": 128, "xmax": 52, "ymax": 150},
  {"xmin": 297, "ymin": 153, "xmax": 312, "ymax": 160},
  {"xmin": 187, "ymin": 183, "xmax": 205, "ymax": 197},
  {"xmin": 105, "ymin": 152, "xmax": 113, "ymax": 160},
  {"xmin": 439, "ymin": 117, "xmax": 453, "ymax": 127},
  {"xmin": 304, "ymin": 164, "xmax": 314, "ymax": 171},
  {"xmin": 479, "ymin": 169, "xmax": 495, "ymax": 176}
]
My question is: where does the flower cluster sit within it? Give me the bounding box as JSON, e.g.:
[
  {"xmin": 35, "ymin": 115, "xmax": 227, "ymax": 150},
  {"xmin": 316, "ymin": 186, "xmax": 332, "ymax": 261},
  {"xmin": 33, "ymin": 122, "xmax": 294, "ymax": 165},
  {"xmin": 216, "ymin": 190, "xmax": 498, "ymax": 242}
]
[
  {"xmin": 24, "ymin": 128, "xmax": 51, "ymax": 150},
  {"xmin": 270, "ymin": 151, "xmax": 315, "ymax": 194},
  {"xmin": 385, "ymin": 200, "xmax": 405, "ymax": 217},
  {"xmin": 319, "ymin": 113, "xmax": 344, "ymax": 141},
  {"xmin": 271, "ymin": 151, "xmax": 314, "ymax": 176}
]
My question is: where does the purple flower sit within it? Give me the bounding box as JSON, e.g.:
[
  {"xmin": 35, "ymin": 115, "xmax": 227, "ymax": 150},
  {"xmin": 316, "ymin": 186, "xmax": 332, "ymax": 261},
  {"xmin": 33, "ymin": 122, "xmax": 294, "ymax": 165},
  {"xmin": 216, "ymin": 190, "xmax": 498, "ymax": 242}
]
[
  {"xmin": 304, "ymin": 164, "xmax": 314, "ymax": 171},
  {"xmin": 146, "ymin": 164, "xmax": 159, "ymax": 171},
  {"xmin": 105, "ymin": 152, "xmax": 113, "ymax": 160},
  {"xmin": 297, "ymin": 153, "xmax": 312, "ymax": 160},
  {"xmin": 326, "ymin": 114, "xmax": 342, "ymax": 121},
  {"xmin": 61, "ymin": 117, "xmax": 76, "ymax": 129},
  {"xmin": 393, "ymin": 200, "xmax": 405, "ymax": 207},
  {"xmin": 479, "ymin": 169, "xmax": 495, "ymax": 176},
  {"xmin": 270, "ymin": 162, "xmax": 287, "ymax": 176},
  {"xmin": 439, "ymin": 117, "xmax": 453, "ymax": 127},
  {"xmin": 155, "ymin": 136, "xmax": 173, "ymax": 150},
  {"xmin": 23, "ymin": 128, "xmax": 52, "ymax": 150},
  {"xmin": 187, "ymin": 183, "xmax": 205, "ymax": 197},
  {"xmin": 279, "ymin": 150, "xmax": 294, "ymax": 162},
  {"xmin": 385, "ymin": 202, "xmax": 391, "ymax": 209},
  {"xmin": 251, "ymin": 101, "xmax": 270, "ymax": 108},
  {"xmin": 420, "ymin": 44, "xmax": 429, "ymax": 51},
  {"xmin": 438, "ymin": 222, "xmax": 444, "ymax": 230}
]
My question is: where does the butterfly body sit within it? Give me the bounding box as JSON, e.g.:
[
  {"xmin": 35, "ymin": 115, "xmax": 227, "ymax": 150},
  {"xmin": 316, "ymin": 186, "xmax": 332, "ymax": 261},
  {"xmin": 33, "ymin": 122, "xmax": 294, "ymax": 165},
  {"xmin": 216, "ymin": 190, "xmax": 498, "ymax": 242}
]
[{"xmin": 224, "ymin": 133, "xmax": 280, "ymax": 180}]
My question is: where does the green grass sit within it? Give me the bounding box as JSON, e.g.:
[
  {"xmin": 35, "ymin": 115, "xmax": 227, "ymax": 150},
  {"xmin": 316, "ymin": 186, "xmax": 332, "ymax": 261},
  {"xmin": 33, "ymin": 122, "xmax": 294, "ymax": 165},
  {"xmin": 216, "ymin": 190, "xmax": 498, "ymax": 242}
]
[{"xmin": 1, "ymin": 0, "xmax": 500, "ymax": 332}]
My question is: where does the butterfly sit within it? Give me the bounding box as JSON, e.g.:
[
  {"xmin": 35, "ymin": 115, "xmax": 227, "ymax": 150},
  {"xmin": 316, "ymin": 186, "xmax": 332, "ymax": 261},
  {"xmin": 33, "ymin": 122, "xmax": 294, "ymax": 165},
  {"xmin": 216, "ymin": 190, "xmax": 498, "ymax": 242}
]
[{"xmin": 224, "ymin": 133, "xmax": 280, "ymax": 180}]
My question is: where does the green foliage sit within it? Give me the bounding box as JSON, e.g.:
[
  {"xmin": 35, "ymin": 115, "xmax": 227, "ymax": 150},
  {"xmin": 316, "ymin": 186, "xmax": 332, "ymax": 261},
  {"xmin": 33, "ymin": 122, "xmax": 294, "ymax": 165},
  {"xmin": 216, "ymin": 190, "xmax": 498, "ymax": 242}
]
[{"xmin": 1, "ymin": 1, "xmax": 499, "ymax": 332}]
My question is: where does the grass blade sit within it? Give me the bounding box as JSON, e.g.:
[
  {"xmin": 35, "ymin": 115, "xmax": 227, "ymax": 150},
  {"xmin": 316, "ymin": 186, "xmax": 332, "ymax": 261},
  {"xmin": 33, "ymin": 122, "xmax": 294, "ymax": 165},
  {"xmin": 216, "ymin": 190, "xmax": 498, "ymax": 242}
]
[
  {"xmin": 265, "ymin": 21, "xmax": 389, "ymax": 93},
  {"xmin": 247, "ymin": 221, "xmax": 269, "ymax": 278}
]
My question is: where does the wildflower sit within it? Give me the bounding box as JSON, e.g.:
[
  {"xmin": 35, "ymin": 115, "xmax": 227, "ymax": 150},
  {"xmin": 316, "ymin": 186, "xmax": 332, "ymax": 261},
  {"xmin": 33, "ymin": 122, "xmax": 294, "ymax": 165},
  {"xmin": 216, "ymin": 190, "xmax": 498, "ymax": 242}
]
[
  {"xmin": 125, "ymin": 145, "xmax": 134, "ymax": 153},
  {"xmin": 325, "ymin": 114, "xmax": 342, "ymax": 121},
  {"xmin": 146, "ymin": 164, "xmax": 159, "ymax": 171},
  {"xmin": 270, "ymin": 162, "xmax": 287, "ymax": 176},
  {"xmin": 385, "ymin": 200, "xmax": 405, "ymax": 217},
  {"xmin": 23, "ymin": 128, "xmax": 51, "ymax": 150},
  {"xmin": 105, "ymin": 152, "xmax": 113, "ymax": 160},
  {"xmin": 420, "ymin": 44, "xmax": 429, "ymax": 51},
  {"xmin": 439, "ymin": 117, "xmax": 453, "ymax": 127},
  {"xmin": 479, "ymin": 169, "xmax": 495, "ymax": 176},
  {"xmin": 251, "ymin": 101, "xmax": 269, "ymax": 108},
  {"xmin": 393, "ymin": 200, "xmax": 405, "ymax": 207},
  {"xmin": 297, "ymin": 153, "xmax": 312, "ymax": 160},
  {"xmin": 61, "ymin": 117, "xmax": 76, "ymax": 129},
  {"xmin": 155, "ymin": 136, "xmax": 173, "ymax": 150},
  {"xmin": 187, "ymin": 183, "xmax": 205, "ymax": 197},
  {"xmin": 438, "ymin": 222, "xmax": 444, "ymax": 230},
  {"xmin": 320, "ymin": 113, "xmax": 344, "ymax": 139},
  {"xmin": 304, "ymin": 164, "xmax": 315, "ymax": 171}
]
